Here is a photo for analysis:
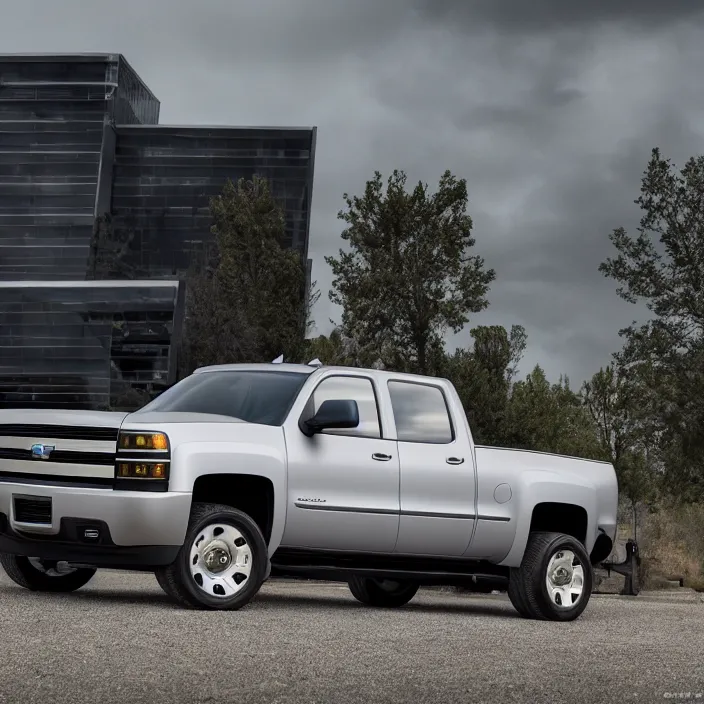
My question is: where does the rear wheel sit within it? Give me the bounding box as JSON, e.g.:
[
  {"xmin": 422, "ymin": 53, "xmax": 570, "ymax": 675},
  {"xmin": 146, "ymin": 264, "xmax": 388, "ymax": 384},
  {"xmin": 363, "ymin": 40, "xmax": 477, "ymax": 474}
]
[
  {"xmin": 348, "ymin": 575, "xmax": 419, "ymax": 607},
  {"xmin": 508, "ymin": 531, "xmax": 593, "ymax": 621},
  {"xmin": 0, "ymin": 554, "xmax": 96, "ymax": 592},
  {"xmin": 155, "ymin": 502, "xmax": 268, "ymax": 610}
]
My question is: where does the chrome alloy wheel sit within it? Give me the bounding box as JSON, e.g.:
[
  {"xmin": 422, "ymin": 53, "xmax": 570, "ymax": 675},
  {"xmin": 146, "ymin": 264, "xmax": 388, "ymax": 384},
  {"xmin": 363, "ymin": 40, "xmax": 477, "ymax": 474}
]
[
  {"xmin": 28, "ymin": 558, "xmax": 77, "ymax": 577},
  {"xmin": 189, "ymin": 523, "xmax": 253, "ymax": 598},
  {"xmin": 545, "ymin": 549, "xmax": 585, "ymax": 608}
]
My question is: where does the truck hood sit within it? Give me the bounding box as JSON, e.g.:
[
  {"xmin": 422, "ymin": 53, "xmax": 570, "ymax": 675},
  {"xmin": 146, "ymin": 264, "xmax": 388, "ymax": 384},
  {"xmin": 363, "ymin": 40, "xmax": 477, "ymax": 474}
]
[
  {"xmin": 0, "ymin": 408, "xmax": 248, "ymax": 431},
  {"xmin": 0, "ymin": 407, "xmax": 128, "ymax": 429},
  {"xmin": 123, "ymin": 411, "xmax": 248, "ymax": 425}
]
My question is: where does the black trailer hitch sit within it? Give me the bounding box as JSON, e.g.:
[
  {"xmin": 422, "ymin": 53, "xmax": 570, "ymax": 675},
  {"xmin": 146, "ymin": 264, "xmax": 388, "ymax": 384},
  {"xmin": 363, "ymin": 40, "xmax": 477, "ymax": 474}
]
[{"xmin": 600, "ymin": 539, "xmax": 641, "ymax": 596}]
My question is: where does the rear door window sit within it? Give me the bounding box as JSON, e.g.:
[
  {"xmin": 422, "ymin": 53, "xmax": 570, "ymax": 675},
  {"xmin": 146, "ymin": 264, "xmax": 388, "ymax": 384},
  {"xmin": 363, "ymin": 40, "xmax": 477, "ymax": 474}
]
[{"xmin": 388, "ymin": 381, "xmax": 454, "ymax": 444}]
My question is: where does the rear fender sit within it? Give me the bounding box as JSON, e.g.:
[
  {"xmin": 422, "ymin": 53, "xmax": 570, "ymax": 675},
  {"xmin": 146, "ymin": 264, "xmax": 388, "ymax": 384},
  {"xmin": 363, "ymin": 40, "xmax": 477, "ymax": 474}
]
[{"xmin": 498, "ymin": 476, "xmax": 596, "ymax": 568}]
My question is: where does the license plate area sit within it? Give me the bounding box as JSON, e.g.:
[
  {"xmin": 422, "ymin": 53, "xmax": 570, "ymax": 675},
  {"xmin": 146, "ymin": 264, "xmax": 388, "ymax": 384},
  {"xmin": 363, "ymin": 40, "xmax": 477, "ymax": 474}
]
[{"xmin": 13, "ymin": 495, "xmax": 52, "ymax": 525}]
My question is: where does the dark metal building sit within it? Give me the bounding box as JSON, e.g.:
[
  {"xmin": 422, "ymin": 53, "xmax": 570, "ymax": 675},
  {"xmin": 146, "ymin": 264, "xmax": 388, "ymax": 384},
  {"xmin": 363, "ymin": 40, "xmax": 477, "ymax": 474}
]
[
  {"xmin": 109, "ymin": 124, "xmax": 315, "ymax": 276},
  {"xmin": 0, "ymin": 280, "xmax": 184, "ymax": 409},
  {"xmin": 0, "ymin": 54, "xmax": 159, "ymax": 281},
  {"xmin": 0, "ymin": 53, "xmax": 316, "ymax": 409}
]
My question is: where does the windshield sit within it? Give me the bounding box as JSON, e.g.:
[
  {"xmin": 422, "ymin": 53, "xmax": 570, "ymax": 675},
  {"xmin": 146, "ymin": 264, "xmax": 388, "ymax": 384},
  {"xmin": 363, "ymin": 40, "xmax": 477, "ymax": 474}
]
[{"xmin": 138, "ymin": 370, "xmax": 310, "ymax": 426}]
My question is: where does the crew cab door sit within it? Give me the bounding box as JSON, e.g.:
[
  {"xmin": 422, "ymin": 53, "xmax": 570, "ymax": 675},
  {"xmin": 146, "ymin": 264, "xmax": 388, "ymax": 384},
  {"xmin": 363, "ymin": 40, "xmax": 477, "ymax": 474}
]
[
  {"xmin": 387, "ymin": 379, "xmax": 476, "ymax": 557},
  {"xmin": 281, "ymin": 372, "xmax": 400, "ymax": 552}
]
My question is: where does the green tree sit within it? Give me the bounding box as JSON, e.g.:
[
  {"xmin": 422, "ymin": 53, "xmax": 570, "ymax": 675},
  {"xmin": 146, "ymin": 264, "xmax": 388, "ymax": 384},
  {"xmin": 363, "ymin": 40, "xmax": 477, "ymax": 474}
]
[
  {"xmin": 582, "ymin": 364, "xmax": 658, "ymax": 513},
  {"xmin": 653, "ymin": 343, "xmax": 704, "ymax": 501},
  {"xmin": 303, "ymin": 327, "xmax": 388, "ymax": 368},
  {"xmin": 444, "ymin": 324, "xmax": 526, "ymax": 445},
  {"xmin": 504, "ymin": 366, "xmax": 601, "ymax": 459},
  {"xmin": 599, "ymin": 147, "xmax": 704, "ymax": 499},
  {"xmin": 180, "ymin": 176, "xmax": 318, "ymax": 374},
  {"xmin": 326, "ymin": 170, "xmax": 496, "ymax": 375}
]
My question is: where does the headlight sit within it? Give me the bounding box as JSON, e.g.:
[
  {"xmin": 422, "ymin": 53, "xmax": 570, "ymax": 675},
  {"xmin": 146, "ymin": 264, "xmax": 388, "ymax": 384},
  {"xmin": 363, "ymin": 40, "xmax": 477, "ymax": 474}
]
[
  {"xmin": 116, "ymin": 461, "xmax": 168, "ymax": 480},
  {"xmin": 118, "ymin": 431, "xmax": 169, "ymax": 451},
  {"xmin": 115, "ymin": 431, "xmax": 171, "ymax": 489}
]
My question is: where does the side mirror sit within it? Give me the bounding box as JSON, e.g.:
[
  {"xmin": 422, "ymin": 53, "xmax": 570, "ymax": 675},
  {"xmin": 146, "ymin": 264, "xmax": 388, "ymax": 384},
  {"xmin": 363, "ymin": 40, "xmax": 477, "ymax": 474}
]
[{"xmin": 300, "ymin": 399, "xmax": 359, "ymax": 437}]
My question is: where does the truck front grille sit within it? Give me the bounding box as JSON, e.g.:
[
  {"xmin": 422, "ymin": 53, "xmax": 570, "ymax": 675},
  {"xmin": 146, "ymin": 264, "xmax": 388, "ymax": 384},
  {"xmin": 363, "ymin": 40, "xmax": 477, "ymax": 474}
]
[
  {"xmin": 0, "ymin": 448, "xmax": 115, "ymax": 466},
  {"xmin": 0, "ymin": 425, "xmax": 118, "ymax": 442},
  {"xmin": 0, "ymin": 424, "xmax": 119, "ymax": 484}
]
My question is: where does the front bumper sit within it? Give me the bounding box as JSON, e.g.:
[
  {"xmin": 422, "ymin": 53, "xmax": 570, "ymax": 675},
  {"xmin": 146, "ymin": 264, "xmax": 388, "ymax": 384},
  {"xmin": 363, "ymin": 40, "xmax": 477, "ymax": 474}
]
[{"xmin": 0, "ymin": 480, "xmax": 191, "ymax": 569}]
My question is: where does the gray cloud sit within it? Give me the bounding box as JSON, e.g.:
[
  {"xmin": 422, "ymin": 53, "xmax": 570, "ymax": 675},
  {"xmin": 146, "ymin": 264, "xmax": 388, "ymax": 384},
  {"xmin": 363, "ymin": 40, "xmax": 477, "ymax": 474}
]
[
  {"xmin": 2, "ymin": 0, "xmax": 704, "ymax": 383},
  {"xmin": 415, "ymin": 0, "xmax": 704, "ymax": 31}
]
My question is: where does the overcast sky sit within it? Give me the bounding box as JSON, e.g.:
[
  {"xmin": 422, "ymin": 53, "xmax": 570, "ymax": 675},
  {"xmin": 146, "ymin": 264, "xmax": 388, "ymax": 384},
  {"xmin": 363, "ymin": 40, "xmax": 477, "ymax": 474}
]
[{"xmin": 3, "ymin": 0, "xmax": 704, "ymax": 383}]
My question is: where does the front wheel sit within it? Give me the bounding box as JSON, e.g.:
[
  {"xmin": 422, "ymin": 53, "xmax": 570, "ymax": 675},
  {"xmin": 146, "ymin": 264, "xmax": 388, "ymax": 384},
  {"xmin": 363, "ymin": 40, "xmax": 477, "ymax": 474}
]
[
  {"xmin": 508, "ymin": 531, "xmax": 593, "ymax": 621},
  {"xmin": 348, "ymin": 575, "xmax": 419, "ymax": 607},
  {"xmin": 155, "ymin": 502, "xmax": 268, "ymax": 610},
  {"xmin": 0, "ymin": 554, "xmax": 96, "ymax": 592}
]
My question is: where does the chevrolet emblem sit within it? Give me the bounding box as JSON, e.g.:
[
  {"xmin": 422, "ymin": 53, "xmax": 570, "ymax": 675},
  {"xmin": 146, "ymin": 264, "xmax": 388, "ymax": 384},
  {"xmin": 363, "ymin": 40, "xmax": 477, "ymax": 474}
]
[{"xmin": 30, "ymin": 443, "xmax": 55, "ymax": 460}]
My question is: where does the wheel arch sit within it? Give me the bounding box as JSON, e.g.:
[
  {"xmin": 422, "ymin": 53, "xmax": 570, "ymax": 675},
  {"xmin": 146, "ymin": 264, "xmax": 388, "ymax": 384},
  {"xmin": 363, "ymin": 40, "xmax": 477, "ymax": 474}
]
[
  {"xmin": 169, "ymin": 443, "xmax": 287, "ymax": 556},
  {"xmin": 529, "ymin": 502, "xmax": 589, "ymax": 545},
  {"xmin": 192, "ymin": 474, "xmax": 275, "ymax": 545},
  {"xmin": 498, "ymin": 478, "xmax": 597, "ymax": 568}
]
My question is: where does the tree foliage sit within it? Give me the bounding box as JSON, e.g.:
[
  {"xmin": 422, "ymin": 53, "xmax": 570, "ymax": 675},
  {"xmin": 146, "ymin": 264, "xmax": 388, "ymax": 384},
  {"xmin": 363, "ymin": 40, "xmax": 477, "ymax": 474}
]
[
  {"xmin": 444, "ymin": 325, "xmax": 526, "ymax": 445},
  {"xmin": 600, "ymin": 147, "xmax": 704, "ymax": 500},
  {"xmin": 180, "ymin": 176, "xmax": 317, "ymax": 375},
  {"xmin": 304, "ymin": 327, "xmax": 387, "ymax": 369},
  {"xmin": 326, "ymin": 170, "xmax": 495, "ymax": 375},
  {"xmin": 600, "ymin": 147, "xmax": 704, "ymax": 351},
  {"xmin": 502, "ymin": 366, "xmax": 601, "ymax": 459},
  {"xmin": 443, "ymin": 329, "xmax": 602, "ymax": 460},
  {"xmin": 582, "ymin": 364, "xmax": 658, "ymax": 506}
]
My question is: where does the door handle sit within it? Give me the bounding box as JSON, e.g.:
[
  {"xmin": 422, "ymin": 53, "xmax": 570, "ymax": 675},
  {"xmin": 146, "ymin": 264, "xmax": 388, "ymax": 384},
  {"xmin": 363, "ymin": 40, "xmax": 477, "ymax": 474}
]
[
  {"xmin": 446, "ymin": 457, "xmax": 465, "ymax": 465},
  {"xmin": 372, "ymin": 453, "xmax": 393, "ymax": 461}
]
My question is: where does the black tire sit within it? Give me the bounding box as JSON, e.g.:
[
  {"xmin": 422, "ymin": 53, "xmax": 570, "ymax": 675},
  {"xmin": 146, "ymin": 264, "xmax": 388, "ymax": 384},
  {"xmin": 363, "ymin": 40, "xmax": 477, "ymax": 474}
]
[
  {"xmin": 348, "ymin": 575, "xmax": 419, "ymax": 608},
  {"xmin": 508, "ymin": 531, "xmax": 593, "ymax": 621},
  {"xmin": 154, "ymin": 569, "xmax": 171, "ymax": 594},
  {"xmin": 0, "ymin": 554, "xmax": 96, "ymax": 593},
  {"xmin": 155, "ymin": 502, "xmax": 268, "ymax": 610},
  {"xmin": 507, "ymin": 570, "xmax": 533, "ymax": 618}
]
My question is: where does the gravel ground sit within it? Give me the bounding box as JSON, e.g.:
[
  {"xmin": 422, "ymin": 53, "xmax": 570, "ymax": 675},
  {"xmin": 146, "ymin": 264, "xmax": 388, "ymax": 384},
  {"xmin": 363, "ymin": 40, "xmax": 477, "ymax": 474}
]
[{"xmin": 0, "ymin": 569, "xmax": 703, "ymax": 704}]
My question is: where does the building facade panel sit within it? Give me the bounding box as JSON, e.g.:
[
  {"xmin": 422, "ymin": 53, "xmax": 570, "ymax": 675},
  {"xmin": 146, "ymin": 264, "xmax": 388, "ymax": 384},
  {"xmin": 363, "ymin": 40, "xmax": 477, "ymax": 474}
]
[
  {"xmin": 109, "ymin": 126, "xmax": 315, "ymax": 277},
  {"xmin": 111, "ymin": 56, "xmax": 160, "ymax": 126},
  {"xmin": 0, "ymin": 54, "xmax": 160, "ymax": 281},
  {"xmin": 0, "ymin": 281, "xmax": 183, "ymax": 410}
]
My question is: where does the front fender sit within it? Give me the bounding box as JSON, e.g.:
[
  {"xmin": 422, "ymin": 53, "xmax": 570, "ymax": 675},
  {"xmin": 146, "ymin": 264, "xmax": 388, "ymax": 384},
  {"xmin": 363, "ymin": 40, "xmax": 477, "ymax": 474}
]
[
  {"xmin": 498, "ymin": 472, "xmax": 597, "ymax": 568},
  {"xmin": 169, "ymin": 441, "xmax": 287, "ymax": 558}
]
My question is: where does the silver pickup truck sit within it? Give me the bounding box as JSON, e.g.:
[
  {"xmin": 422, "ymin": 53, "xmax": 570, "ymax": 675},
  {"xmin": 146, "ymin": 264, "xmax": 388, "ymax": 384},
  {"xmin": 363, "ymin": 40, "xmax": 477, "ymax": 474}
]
[{"xmin": 0, "ymin": 362, "xmax": 618, "ymax": 621}]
